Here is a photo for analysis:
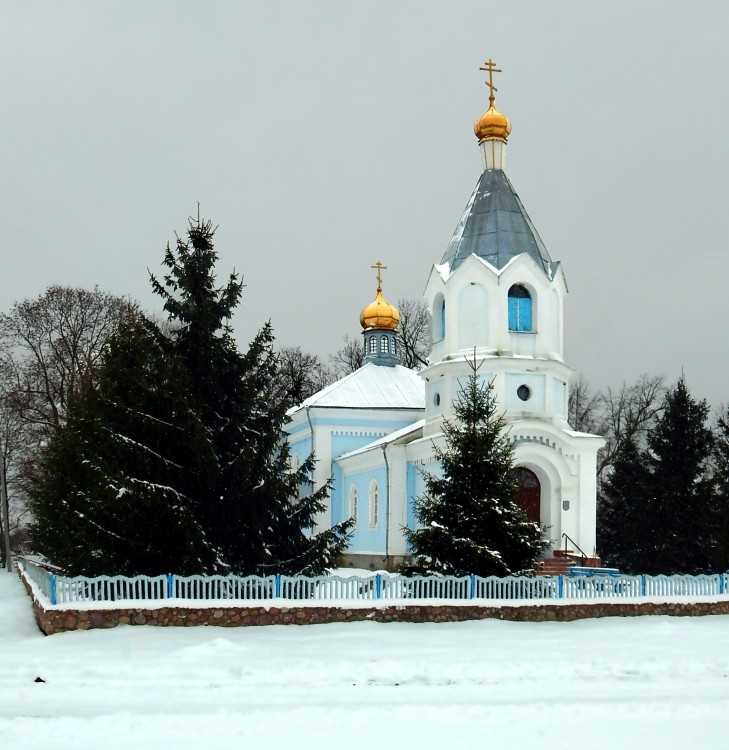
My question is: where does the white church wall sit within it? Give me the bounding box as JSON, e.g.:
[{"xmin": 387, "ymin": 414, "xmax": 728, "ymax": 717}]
[
  {"xmin": 549, "ymin": 289, "xmax": 561, "ymax": 356},
  {"xmin": 576, "ymin": 451, "xmax": 599, "ymax": 557},
  {"xmin": 512, "ymin": 444, "xmax": 571, "ymax": 549},
  {"xmin": 383, "ymin": 444, "xmax": 410, "ymax": 558},
  {"xmin": 552, "ymin": 378, "xmax": 567, "ymax": 418},
  {"xmin": 457, "ymin": 282, "xmax": 489, "ymax": 350},
  {"xmin": 505, "ymin": 373, "xmax": 546, "ymax": 412}
]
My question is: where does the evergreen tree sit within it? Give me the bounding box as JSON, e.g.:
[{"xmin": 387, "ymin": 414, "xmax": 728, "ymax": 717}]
[
  {"xmin": 710, "ymin": 406, "xmax": 729, "ymax": 570},
  {"xmin": 31, "ymin": 214, "xmax": 351, "ymax": 576},
  {"xmin": 404, "ymin": 357, "xmax": 547, "ymax": 577},
  {"xmin": 150, "ymin": 214, "xmax": 351, "ymax": 574},
  {"xmin": 30, "ymin": 316, "xmax": 216, "ymax": 576},
  {"xmin": 643, "ymin": 378, "xmax": 714, "ymax": 574},
  {"xmin": 599, "ymin": 436, "xmax": 652, "ymax": 571},
  {"xmin": 601, "ymin": 378, "xmax": 716, "ymax": 574}
]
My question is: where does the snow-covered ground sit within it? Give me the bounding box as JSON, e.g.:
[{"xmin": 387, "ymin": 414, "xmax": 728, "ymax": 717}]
[{"xmin": 2, "ymin": 573, "xmax": 729, "ymax": 749}]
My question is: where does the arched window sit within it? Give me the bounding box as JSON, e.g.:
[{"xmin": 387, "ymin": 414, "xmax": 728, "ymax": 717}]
[
  {"xmin": 369, "ymin": 336, "xmax": 377, "ymax": 354},
  {"xmin": 392, "ymin": 338, "xmax": 398, "ymax": 355},
  {"xmin": 433, "ymin": 294, "xmax": 446, "ymax": 341},
  {"xmin": 508, "ymin": 284, "xmax": 533, "ymax": 332},
  {"xmin": 290, "ymin": 453, "xmax": 300, "ymax": 473},
  {"xmin": 381, "ymin": 335, "xmax": 389, "ymax": 354},
  {"xmin": 368, "ymin": 479, "xmax": 379, "ymax": 528},
  {"xmin": 349, "ymin": 485, "xmax": 358, "ymax": 527}
]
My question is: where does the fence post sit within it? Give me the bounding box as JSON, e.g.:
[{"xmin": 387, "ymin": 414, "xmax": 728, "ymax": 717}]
[
  {"xmin": 375, "ymin": 573, "xmax": 382, "ymax": 599},
  {"xmin": 720, "ymin": 574, "xmax": 725, "ymax": 595},
  {"xmin": 50, "ymin": 574, "xmax": 57, "ymax": 605},
  {"xmin": 470, "ymin": 573, "xmax": 476, "ymax": 599},
  {"xmin": 275, "ymin": 573, "xmax": 281, "ymax": 598},
  {"xmin": 557, "ymin": 575, "xmax": 563, "ymax": 599},
  {"xmin": 641, "ymin": 574, "xmax": 646, "ymax": 597},
  {"xmin": 167, "ymin": 573, "xmax": 174, "ymax": 598}
]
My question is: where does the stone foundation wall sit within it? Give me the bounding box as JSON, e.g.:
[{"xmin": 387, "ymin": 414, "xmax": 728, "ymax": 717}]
[{"xmin": 19, "ymin": 574, "xmax": 729, "ymax": 635}]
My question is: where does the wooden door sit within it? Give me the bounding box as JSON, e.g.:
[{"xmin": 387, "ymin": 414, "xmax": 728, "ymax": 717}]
[{"xmin": 514, "ymin": 467, "xmax": 541, "ymax": 524}]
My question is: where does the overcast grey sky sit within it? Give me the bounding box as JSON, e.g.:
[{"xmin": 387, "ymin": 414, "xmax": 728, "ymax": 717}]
[{"xmin": 2, "ymin": 1, "xmax": 728, "ymax": 408}]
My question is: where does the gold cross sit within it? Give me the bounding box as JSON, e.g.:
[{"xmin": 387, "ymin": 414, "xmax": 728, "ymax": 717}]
[
  {"xmin": 479, "ymin": 57, "xmax": 502, "ymax": 105},
  {"xmin": 371, "ymin": 260, "xmax": 387, "ymax": 290}
]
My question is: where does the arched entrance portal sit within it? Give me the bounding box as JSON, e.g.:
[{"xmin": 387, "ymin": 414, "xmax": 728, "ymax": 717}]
[{"xmin": 513, "ymin": 467, "xmax": 541, "ymax": 524}]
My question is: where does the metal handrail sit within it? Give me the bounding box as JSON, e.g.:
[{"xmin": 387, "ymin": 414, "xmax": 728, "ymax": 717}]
[{"xmin": 562, "ymin": 533, "xmax": 589, "ymax": 566}]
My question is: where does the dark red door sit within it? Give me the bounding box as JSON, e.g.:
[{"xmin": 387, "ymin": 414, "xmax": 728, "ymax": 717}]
[{"xmin": 514, "ymin": 467, "xmax": 541, "ymax": 524}]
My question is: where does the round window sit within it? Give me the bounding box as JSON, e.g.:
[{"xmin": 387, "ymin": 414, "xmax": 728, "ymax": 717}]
[
  {"xmin": 433, "ymin": 392, "xmax": 441, "ymax": 407},
  {"xmin": 517, "ymin": 384, "xmax": 531, "ymax": 402}
]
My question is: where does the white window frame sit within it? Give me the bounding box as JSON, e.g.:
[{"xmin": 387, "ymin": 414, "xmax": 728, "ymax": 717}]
[
  {"xmin": 349, "ymin": 485, "xmax": 358, "ymax": 527},
  {"xmin": 368, "ymin": 479, "xmax": 379, "ymax": 529}
]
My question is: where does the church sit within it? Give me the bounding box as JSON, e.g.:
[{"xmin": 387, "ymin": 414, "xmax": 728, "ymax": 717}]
[{"xmin": 286, "ymin": 61, "xmax": 604, "ymax": 571}]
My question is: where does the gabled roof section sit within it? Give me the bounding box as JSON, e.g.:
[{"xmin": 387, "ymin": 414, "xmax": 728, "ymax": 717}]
[
  {"xmin": 440, "ymin": 169, "xmax": 555, "ymax": 276},
  {"xmin": 336, "ymin": 419, "xmax": 425, "ymax": 461},
  {"xmin": 287, "ymin": 363, "xmax": 425, "ymax": 414}
]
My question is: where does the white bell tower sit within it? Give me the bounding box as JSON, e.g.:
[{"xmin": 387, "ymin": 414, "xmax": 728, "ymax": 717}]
[{"xmin": 418, "ymin": 60, "xmax": 605, "ymax": 561}]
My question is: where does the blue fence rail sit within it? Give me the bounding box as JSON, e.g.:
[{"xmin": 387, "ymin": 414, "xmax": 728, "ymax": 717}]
[{"xmin": 16, "ymin": 559, "xmax": 729, "ymax": 607}]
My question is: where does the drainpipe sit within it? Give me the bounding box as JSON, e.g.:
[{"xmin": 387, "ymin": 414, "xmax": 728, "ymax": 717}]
[
  {"xmin": 305, "ymin": 406, "xmax": 316, "ymax": 531},
  {"xmin": 381, "ymin": 443, "xmax": 391, "ymax": 572}
]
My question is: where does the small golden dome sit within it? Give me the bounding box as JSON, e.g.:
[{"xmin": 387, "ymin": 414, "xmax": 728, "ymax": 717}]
[
  {"xmin": 474, "ymin": 101, "xmax": 511, "ymax": 142},
  {"xmin": 360, "ymin": 288, "xmax": 400, "ymax": 332}
]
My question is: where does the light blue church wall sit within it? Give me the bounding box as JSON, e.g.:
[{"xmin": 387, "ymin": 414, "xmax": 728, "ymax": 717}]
[
  {"xmin": 334, "ymin": 465, "xmax": 388, "ymax": 554},
  {"xmin": 331, "ymin": 432, "xmax": 387, "ymax": 460},
  {"xmin": 288, "ymin": 436, "xmax": 312, "ymax": 468},
  {"xmin": 406, "ymin": 459, "xmax": 443, "ymax": 534}
]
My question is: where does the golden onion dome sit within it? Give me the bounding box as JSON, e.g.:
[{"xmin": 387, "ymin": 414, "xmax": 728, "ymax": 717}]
[
  {"xmin": 474, "ymin": 100, "xmax": 511, "ymax": 142},
  {"xmin": 360, "ymin": 287, "xmax": 400, "ymax": 332}
]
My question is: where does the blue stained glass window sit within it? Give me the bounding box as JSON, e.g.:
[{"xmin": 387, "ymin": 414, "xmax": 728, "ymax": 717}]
[{"xmin": 508, "ymin": 285, "xmax": 532, "ymax": 332}]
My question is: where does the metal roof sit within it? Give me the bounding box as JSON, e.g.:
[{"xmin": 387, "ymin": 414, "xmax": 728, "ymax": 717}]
[
  {"xmin": 440, "ymin": 169, "xmax": 557, "ymax": 276},
  {"xmin": 287, "ymin": 363, "xmax": 425, "ymax": 413}
]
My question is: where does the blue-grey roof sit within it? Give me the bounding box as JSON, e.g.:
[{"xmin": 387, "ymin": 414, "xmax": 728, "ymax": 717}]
[{"xmin": 441, "ymin": 169, "xmax": 558, "ymax": 277}]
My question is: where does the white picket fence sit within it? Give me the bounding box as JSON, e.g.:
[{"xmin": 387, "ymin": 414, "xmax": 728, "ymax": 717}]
[{"xmin": 17, "ymin": 558, "xmax": 729, "ymax": 607}]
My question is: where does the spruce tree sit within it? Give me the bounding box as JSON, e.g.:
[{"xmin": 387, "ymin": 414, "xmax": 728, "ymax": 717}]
[
  {"xmin": 31, "ymin": 214, "xmax": 351, "ymax": 576},
  {"xmin": 599, "ymin": 436, "xmax": 652, "ymax": 572},
  {"xmin": 150, "ymin": 214, "xmax": 351, "ymax": 574},
  {"xmin": 710, "ymin": 406, "xmax": 729, "ymax": 571},
  {"xmin": 600, "ymin": 378, "xmax": 719, "ymax": 574},
  {"xmin": 404, "ymin": 357, "xmax": 547, "ymax": 577},
  {"xmin": 30, "ymin": 316, "xmax": 216, "ymax": 576},
  {"xmin": 643, "ymin": 378, "xmax": 714, "ymax": 574}
]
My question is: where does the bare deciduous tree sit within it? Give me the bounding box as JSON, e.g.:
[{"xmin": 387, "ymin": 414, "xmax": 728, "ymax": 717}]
[
  {"xmin": 568, "ymin": 375, "xmax": 607, "ymax": 436},
  {"xmin": 569, "ymin": 373, "xmax": 666, "ymax": 488},
  {"xmin": 274, "ymin": 347, "xmax": 332, "ymax": 409},
  {"xmin": 0, "ymin": 286, "xmax": 137, "ymax": 550},
  {"xmin": 329, "ymin": 334, "xmax": 364, "ymax": 379},
  {"xmin": 0, "ymin": 286, "xmax": 136, "ymax": 433},
  {"xmin": 601, "ymin": 374, "xmax": 665, "ymax": 477},
  {"xmin": 329, "ymin": 298, "xmax": 429, "ymax": 379},
  {"xmin": 396, "ymin": 297, "xmax": 429, "ymax": 370}
]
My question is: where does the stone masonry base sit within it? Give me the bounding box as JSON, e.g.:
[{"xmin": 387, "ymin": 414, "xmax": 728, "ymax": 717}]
[{"xmin": 20, "ymin": 573, "xmax": 729, "ymax": 636}]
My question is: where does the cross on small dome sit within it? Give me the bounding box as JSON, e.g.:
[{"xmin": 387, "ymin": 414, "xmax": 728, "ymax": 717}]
[{"xmin": 360, "ymin": 261, "xmax": 400, "ymax": 332}]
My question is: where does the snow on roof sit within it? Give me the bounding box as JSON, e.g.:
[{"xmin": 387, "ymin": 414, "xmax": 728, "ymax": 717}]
[
  {"xmin": 336, "ymin": 419, "xmax": 425, "ymax": 460},
  {"xmin": 287, "ymin": 363, "xmax": 425, "ymax": 414}
]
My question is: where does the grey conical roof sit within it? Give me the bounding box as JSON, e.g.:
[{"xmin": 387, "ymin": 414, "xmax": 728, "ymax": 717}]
[{"xmin": 440, "ymin": 169, "xmax": 556, "ymax": 276}]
